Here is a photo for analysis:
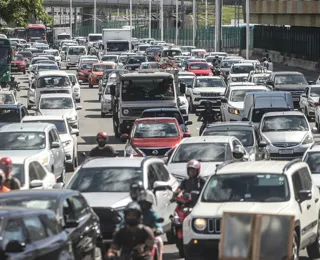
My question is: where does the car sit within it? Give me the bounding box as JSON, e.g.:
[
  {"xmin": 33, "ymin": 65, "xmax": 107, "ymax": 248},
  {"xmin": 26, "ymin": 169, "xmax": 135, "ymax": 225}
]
[
  {"xmin": 219, "ymin": 58, "xmax": 243, "ymax": 75},
  {"xmin": 124, "ymin": 56, "xmax": 147, "ymax": 71},
  {"xmin": 247, "ymin": 70, "xmax": 272, "ymax": 85},
  {"xmin": 38, "ymin": 54, "xmax": 56, "ymax": 62},
  {"xmin": 0, "ymin": 91, "xmax": 18, "ymax": 105},
  {"xmin": 186, "ymin": 62, "xmax": 212, "ymax": 76},
  {"xmin": 16, "ymin": 50, "xmax": 33, "ymax": 66},
  {"xmin": 0, "ymin": 189, "xmax": 103, "ymax": 259},
  {"xmin": 67, "ymin": 73, "xmax": 81, "ymax": 103},
  {"xmin": 77, "ymin": 61, "xmax": 94, "ymax": 83},
  {"xmin": 220, "ymin": 85, "xmax": 268, "ymax": 121},
  {"xmin": 202, "ymin": 122, "xmax": 269, "ymax": 161},
  {"xmin": 300, "ymin": 84, "xmax": 320, "ymax": 121},
  {"xmin": 28, "ymin": 56, "xmax": 49, "ymax": 71},
  {"xmin": 0, "ymin": 207, "xmax": 74, "ymax": 259},
  {"xmin": 64, "ymin": 157, "xmax": 179, "ymax": 244},
  {"xmin": 228, "ymin": 63, "xmax": 255, "ymax": 83},
  {"xmin": 36, "ymin": 94, "xmax": 82, "ymax": 131},
  {"xmin": 141, "ymin": 108, "xmax": 192, "ymax": 133},
  {"xmin": 183, "ymin": 160, "xmax": 320, "ymax": 260},
  {"xmin": 123, "ymin": 117, "xmax": 187, "ymax": 157},
  {"xmin": 167, "ymin": 136, "xmax": 249, "ymax": 181},
  {"xmin": 34, "ymin": 59, "xmax": 57, "ymax": 65},
  {"xmin": 29, "ymin": 63, "xmax": 60, "ymax": 87},
  {"xmin": 22, "ymin": 115, "xmax": 79, "ymax": 171},
  {"xmin": 0, "ymin": 103, "xmax": 28, "ymax": 127},
  {"xmin": 140, "ymin": 62, "xmax": 159, "ymax": 69},
  {"xmin": 0, "ymin": 123, "xmax": 66, "ymax": 181},
  {"xmin": 259, "ymin": 111, "xmax": 314, "ymax": 160},
  {"xmin": 101, "ymin": 54, "xmax": 119, "ymax": 63},
  {"xmin": 302, "ymin": 143, "xmax": 320, "ymax": 187},
  {"xmin": 43, "ymin": 49, "xmax": 61, "ymax": 67},
  {"xmin": 89, "ymin": 63, "xmax": 117, "ymax": 88},
  {"xmin": 10, "ymin": 156, "xmax": 56, "ymax": 189},
  {"xmin": 100, "ymin": 84, "xmax": 113, "ymax": 117},
  {"xmin": 78, "ymin": 55, "xmax": 99, "ymax": 65},
  {"xmin": 11, "ymin": 54, "xmax": 26, "ymax": 74}
]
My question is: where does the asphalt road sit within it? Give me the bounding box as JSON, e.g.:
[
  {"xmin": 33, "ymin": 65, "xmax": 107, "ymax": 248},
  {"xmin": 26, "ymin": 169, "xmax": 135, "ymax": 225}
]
[{"xmin": 13, "ymin": 62, "xmax": 320, "ymax": 260}]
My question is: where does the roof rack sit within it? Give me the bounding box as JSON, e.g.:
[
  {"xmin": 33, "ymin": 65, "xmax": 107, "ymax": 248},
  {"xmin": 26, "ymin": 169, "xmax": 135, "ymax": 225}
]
[
  {"xmin": 282, "ymin": 159, "xmax": 301, "ymax": 174},
  {"xmin": 214, "ymin": 160, "xmax": 237, "ymax": 174}
]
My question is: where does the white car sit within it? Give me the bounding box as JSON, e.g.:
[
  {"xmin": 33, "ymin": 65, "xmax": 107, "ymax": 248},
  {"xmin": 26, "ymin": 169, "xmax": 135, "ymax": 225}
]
[
  {"xmin": 167, "ymin": 136, "xmax": 249, "ymax": 181},
  {"xmin": 36, "ymin": 94, "xmax": 82, "ymax": 131},
  {"xmin": 12, "ymin": 156, "xmax": 56, "ymax": 189},
  {"xmin": 183, "ymin": 160, "xmax": 320, "ymax": 260},
  {"xmin": 228, "ymin": 63, "xmax": 255, "ymax": 83},
  {"xmin": 67, "ymin": 73, "xmax": 81, "ymax": 103},
  {"xmin": 100, "ymin": 85, "xmax": 112, "ymax": 117},
  {"xmin": 43, "ymin": 49, "xmax": 62, "ymax": 67},
  {"xmin": 27, "ymin": 84, "xmax": 35, "ymax": 109},
  {"xmin": 22, "ymin": 115, "xmax": 79, "ymax": 171},
  {"xmin": 302, "ymin": 143, "xmax": 320, "ymax": 187},
  {"xmin": 0, "ymin": 91, "xmax": 18, "ymax": 104}
]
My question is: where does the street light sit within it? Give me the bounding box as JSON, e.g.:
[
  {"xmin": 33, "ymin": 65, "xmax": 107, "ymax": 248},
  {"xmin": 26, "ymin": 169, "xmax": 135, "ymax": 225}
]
[
  {"xmin": 192, "ymin": 0, "xmax": 196, "ymax": 46},
  {"xmin": 246, "ymin": 0, "xmax": 250, "ymax": 59},
  {"xmin": 149, "ymin": 0, "xmax": 152, "ymax": 38},
  {"xmin": 175, "ymin": 0, "xmax": 178, "ymax": 44},
  {"xmin": 94, "ymin": 0, "xmax": 97, "ymax": 33},
  {"xmin": 160, "ymin": 0, "xmax": 164, "ymax": 41},
  {"xmin": 69, "ymin": 0, "xmax": 72, "ymax": 36},
  {"xmin": 129, "ymin": 0, "xmax": 132, "ymax": 51}
]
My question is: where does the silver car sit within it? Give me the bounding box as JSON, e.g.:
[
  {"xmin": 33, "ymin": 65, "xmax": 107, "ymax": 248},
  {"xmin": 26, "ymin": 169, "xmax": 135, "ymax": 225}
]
[
  {"xmin": 260, "ymin": 111, "xmax": 315, "ymax": 160},
  {"xmin": 0, "ymin": 123, "xmax": 66, "ymax": 182}
]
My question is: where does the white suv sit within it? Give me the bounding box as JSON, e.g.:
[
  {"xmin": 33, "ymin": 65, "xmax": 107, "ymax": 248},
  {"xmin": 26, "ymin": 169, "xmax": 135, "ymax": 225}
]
[{"xmin": 183, "ymin": 160, "xmax": 320, "ymax": 260}]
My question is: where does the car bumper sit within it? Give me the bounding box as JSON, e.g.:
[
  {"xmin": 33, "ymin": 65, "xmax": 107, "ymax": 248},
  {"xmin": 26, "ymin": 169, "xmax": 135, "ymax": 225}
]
[
  {"xmin": 66, "ymin": 62, "xmax": 78, "ymax": 67},
  {"xmin": 184, "ymin": 239, "xmax": 219, "ymax": 259},
  {"xmin": 192, "ymin": 98, "xmax": 221, "ymax": 110},
  {"xmin": 223, "ymin": 111, "xmax": 242, "ymax": 121},
  {"xmin": 268, "ymin": 143, "xmax": 312, "ymax": 160}
]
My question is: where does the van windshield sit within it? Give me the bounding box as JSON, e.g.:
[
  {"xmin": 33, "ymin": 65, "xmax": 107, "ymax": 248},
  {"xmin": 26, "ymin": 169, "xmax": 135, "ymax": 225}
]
[
  {"xmin": 37, "ymin": 76, "xmax": 71, "ymax": 88},
  {"xmin": 68, "ymin": 47, "xmax": 86, "ymax": 55}
]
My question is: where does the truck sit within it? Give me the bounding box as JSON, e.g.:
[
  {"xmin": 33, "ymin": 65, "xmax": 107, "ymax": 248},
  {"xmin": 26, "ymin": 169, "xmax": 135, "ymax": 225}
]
[
  {"xmin": 110, "ymin": 69, "xmax": 186, "ymax": 137},
  {"xmin": 102, "ymin": 28, "xmax": 131, "ymax": 55},
  {"xmin": 53, "ymin": 27, "xmax": 72, "ymax": 48}
]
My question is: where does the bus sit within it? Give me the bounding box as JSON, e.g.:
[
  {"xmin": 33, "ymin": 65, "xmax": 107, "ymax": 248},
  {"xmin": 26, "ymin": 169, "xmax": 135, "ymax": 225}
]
[
  {"xmin": 0, "ymin": 38, "xmax": 11, "ymax": 86},
  {"xmin": 14, "ymin": 27, "xmax": 26, "ymax": 39},
  {"xmin": 26, "ymin": 24, "xmax": 46, "ymax": 42}
]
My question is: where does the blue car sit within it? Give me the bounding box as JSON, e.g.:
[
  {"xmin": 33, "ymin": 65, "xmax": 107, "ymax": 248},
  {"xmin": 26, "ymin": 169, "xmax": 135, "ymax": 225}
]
[{"xmin": 0, "ymin": 104, "xmax": 29, "ymax": 127}]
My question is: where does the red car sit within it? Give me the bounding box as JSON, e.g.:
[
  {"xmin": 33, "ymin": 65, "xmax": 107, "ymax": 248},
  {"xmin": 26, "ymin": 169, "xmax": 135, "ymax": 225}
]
[
  {"xmin": 11, "ymin": 54, "xmax": 26, "ymax": 74},
  {"xmin": 187, "ymin": 62, "xmax": 212, "ymax": 76},
  {"xmin": 123, "ymin": 117, "xmax": 190, "ymax": 157},
  {"xmin": 77, "ymin": 62, "xmax": 94, "ymax": 83}
]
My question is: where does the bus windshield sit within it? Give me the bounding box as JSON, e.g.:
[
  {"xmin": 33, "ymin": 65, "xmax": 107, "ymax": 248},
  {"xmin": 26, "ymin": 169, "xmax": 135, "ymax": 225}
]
[
  {"xmin": 0, "ymin": 47, "xmax": 10, "ymax": 66},
  {"xmin": 27, "ymin": 28, "xmax": 45, "ymax": 38}
]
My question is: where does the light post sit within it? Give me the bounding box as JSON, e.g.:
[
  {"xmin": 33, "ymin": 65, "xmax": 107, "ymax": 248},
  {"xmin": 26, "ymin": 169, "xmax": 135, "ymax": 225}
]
[
  {"xmin": 192, "ymin": 0, "xmax": 196, "ymax": 46},
  {"xmin": 69, "ymin": 0, "xmax": 72, "ymax": 35},
  {"xmin": 175, "ymin": 0, "xmax": 178, "ymax": 44},
  {"xmin": 149, "ymin": 0, "xmax": 152, "ymax": 38},
  {"xmin": 160, "ymin": 0, "xmax": 164, "ymax": 41},
  {"xmin": 93, "ymin": 0, "xmax": 97, "ymax": 33},
  {"xmin": 246, "ymin": 0, "xmax": 250, "ymax": 59}
]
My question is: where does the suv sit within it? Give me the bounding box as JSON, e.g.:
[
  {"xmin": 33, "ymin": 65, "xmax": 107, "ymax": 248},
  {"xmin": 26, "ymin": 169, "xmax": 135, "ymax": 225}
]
[
  {"xmin": 302, "ymin": 143, "xmax": 320, "ymax": 186},
  {"xmin": 183, "ymin": 160, "xmax": 320, "ymax": 260}
]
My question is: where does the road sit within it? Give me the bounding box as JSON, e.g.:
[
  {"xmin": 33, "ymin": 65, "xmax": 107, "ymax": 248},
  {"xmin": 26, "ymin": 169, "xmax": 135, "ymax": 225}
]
[{"xmin": 13, "ymin": 62, "xmax": 320, "ymax": 260}]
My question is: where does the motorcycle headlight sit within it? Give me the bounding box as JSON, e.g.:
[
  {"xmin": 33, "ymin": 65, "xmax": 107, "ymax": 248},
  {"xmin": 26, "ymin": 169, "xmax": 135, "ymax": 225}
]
[
  {"xmin": 67, "ymin": 58, "xmax": 71, "ymax": 61},
  {"xmin": 228, "ymin": 106, "xmax": 240, "ymax": 115},
  {"xmin": 193, "ymin": 218, "xmax": 207, "ymax": 231},
  {"xmin": 125, "ymin": 144, "xmax": 138, "ymax": 156},
  {"xmin": 182, "ymin": 207, "xmax": 191, "ymax": 214},
  {"xmin": 302, "ymin": 134, "xmax": 314, "ymax": 145}
]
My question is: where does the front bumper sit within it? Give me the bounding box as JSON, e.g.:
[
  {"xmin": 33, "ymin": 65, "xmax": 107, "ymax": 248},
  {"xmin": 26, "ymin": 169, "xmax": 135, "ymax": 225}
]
[
  {"xmin": 192, "ymin": 97, "xmax": 221, "ymax": 110},
  {"xmin": 11, "ymin": 65, "xmax": 25, "ymax": 72},
  {"xmin": 184, "ymin": 239, "xmax": 219, "ymax": 259},
  {"xmin": 66, "ymin": 62, "xmax": 78, "ymax": 67},
  {"xmin": 268, "ymin": 143, "xmax": 312, "ymax": 160}
]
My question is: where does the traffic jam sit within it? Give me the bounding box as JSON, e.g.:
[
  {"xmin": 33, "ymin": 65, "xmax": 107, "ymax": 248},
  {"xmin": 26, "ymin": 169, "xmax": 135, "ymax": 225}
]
[{"xmin": 0, "ymin": 25, "xmax": 320, "ymax": 260}]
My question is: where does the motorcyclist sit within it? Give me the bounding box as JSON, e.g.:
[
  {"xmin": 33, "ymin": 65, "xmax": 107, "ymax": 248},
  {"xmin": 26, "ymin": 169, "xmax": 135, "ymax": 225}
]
[
  {"xmin": 8, "ymin": 76, "xmax": 19, "ymax": 93},
  {"xmin": 232, "ymin": 146, "xmax": 247, "ymax": 162},
  {"xmin": 212, "ymin": 55, "xmax": 221, "ymax": 67},
  {"xmin": 129, "ymin": 181, "xmax": 145, "ymax": 201},
  {"xmin": 197, "ymin": 101, "xmax": 218, "ymax": 135},
  {"xmin": 89, "ymin": 132, "xmax": 118, "ymax": 157},
  {"xmin": 0, "ymin": 170, "xmax": 10, "ymax": 192},
  {"xmin": 0, "ymin": 157, "xmax": 21, "ymax": 190},
  {"xmin": 107, "ymin": 202, "xmax": 155, "ymax": 260},
  {"xmin": 170, "ymin": 159, "xmax": 206, "ymax": 203}
]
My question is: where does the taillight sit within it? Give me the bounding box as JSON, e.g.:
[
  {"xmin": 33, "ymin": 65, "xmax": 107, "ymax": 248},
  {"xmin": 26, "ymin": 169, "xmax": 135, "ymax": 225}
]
[{"xmin": 315, "ymin": 102, "xmax": 319, "ymax": 106}]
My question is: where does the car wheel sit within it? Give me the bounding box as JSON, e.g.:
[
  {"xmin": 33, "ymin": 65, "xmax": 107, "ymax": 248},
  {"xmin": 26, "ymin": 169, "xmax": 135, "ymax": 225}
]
[
  {"xmin": 101, "ymin": 112, "xmax": 105, "ymax": 118},
  {"xmin": 307, "ymin": 215, "xmax": 320, "ymax": 258},
  {"xmin": 89, "ymin": 83, "xmax": 93, "ymax": 88},
  {"xmin": 293, "ymin": 231, "xmax": 299, "ymax": 260},
  {"xmin": 23, "ymin": 70, "xmax": 26, "ymax": 74},
  {"xmin": 76, "ymin": 98, "xmax": 81, "ymax": 103}
]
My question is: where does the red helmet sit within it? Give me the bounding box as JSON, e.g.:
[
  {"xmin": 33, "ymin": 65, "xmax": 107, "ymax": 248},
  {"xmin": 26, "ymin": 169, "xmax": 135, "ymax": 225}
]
[
  {"xmin": 96, "ymin": 132, "xmax": 109, "ymax": 142},
  {"xmin": 0, "ymin": 157, "xmax": 12, "ymax": 175},
  {"xmin": 186, "ymin": 159, "xmax": 201, "ymax": 177}
]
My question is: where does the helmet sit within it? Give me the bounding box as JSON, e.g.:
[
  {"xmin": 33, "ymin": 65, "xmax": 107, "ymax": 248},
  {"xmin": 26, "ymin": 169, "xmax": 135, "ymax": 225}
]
[
  {"xmin": 96, "ymin": 132, "xmax": 108, "ymax": 146},
  {"xmin": 233, "ymin": 146, "xmax": 245, "ymax": 161},
  {"xmin": 10, "ymin": 76, "xmax": 15, "ymax": 81},
  {"xmin": 187, "ymin": 159, "xmax": 201, "ymax": 178},
  {"xmin": 129, "ymin": 181, "xmax": 144, "ymax": 201},
  {"xmin": 215, "ymin": 55, "xmax": 219, "ymax": 59},
  {"xmin": 204, "ymin": 101, "xmax": 212, "ymax": 109},
  {"xmin": 0, "ymin": 157, "xmax": 12, "ymax": 175},
  {"xmin": 124, "ymin": 201, "xmax": 142, "ymax": 223},
  {"xmin": 139, "ymin": 190, "xmax": 155, "ymax": 205}
]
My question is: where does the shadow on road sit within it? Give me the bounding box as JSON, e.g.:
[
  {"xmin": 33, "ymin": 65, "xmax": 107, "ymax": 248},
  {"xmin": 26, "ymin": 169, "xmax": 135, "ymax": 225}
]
[
  {"xmin": 85, "ymin": 114, "xmax": 102, "ymax": 118},
  {"xmin": 79, "ymin": 135, "xmax": 123, "ymax": 145},
  {"xmin": 85, "ymin": 108, "xmax": 101, "ymax": 112},
  {"xmin": 84, "ymin": 100, "xmax": 99, "ymax": 103}
]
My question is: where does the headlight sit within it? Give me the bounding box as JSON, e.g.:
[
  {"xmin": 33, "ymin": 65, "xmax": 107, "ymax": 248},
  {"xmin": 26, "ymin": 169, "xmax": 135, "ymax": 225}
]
[
  {"xmin": 40, "ymin": 156, "xmax": 49, "ymax": 165},
  {"xmin": 67, "ymin": 58, "xmax": 71, "ymax": 61},
  {"xmin": 193, "ymin": 92, "xmax": 200, "ymax": 96},
  {"xmin": 232, "ymin": 77, "xmax": 237, "ymax": 81},
  {"xmin": 63, "ymin": 140, "xmax": 72, "ymax": 147},
  {"xmin": 302, "ymin": 134, "xmax": 314, "ymax": 145},
  {"xmin": 219, "ymin": 92, "xmax": 225, "ymax": 96},
  {"xmin": 194, "ymin": 218, "xmax": 207, "ymax": 231},
  {"xmin": 125, "ymin": 144, "xmax": 138, "ymax": 156},
  {"xmin": 173, "ymin": 212, "xmax": 180, "ymax": 225},
  {"xmin": 228, "ymin": 106, "xmax": 240, "ymax": 115},
  {"xmin": 123, "ymin": 109, "xmax": 129, "ymax": 115},
  {"xmin": 68, "ymin": 116, "xmax": 77, "ymax": 121}
]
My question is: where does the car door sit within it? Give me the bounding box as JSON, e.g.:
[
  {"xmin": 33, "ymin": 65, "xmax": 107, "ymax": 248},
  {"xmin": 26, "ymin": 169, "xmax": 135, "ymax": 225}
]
[
  {"xmin": 2, "ymin": 217, "xmax": 35, "ymax": 260},
  {"xmin": 49, "ymin": 129, "xmax": 63, "ymax": 174},
  {"xmin": 28, "ymin": 162, "xmax": 41, "ymax": 189},
  {"xmin": 32, "ymin": 161, "xmax": 53, "ymax": 188}
]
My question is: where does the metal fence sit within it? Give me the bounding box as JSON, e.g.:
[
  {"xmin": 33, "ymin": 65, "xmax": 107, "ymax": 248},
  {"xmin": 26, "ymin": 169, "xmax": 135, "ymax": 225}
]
[
  {"xmin": 73, "ymin": 21, "xmax": 253, "ymax": 50},
  {"xmin": 253, "ymin": 25, "xmax": 320, "ymax": 62}
]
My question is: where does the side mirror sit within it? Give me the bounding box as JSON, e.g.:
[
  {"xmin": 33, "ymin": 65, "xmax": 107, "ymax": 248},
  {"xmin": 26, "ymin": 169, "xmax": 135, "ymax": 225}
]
[
  {"xmin": 298, "ymin": 190, "xmax": 311, "ymax": 203},
  {"xmin": 185, "ymin": 121, "xmax": 193, "ymax": 126},
  {"xmin": 30, "ymin": 106, "xmax": 36, "ymax": 110},
  {"xmin": 5, "ymin": 240, "xmax": 26, "ymax": 253},
  {"xmin": 308, "ymin": 81, "xmax": 314, "ymax": 85},
  {"xmin": 180, "ymin": 83, "xmax": 186, "ymax": 94},
  {"xmin": 301, "ymin": 93, "xmax": 307, "ymax": 98},
  {"xmin": 153, "ymin": 181, "xmax": 172, "ymax": 192},
  {"xmin": 30, "ymin": 179, "xmax": 43, "ymax": 188},
  {"xmin": 258, "ymin": 140, "xmax": 267, "ymax": 148},
  {"xmin": 76, "ymin": 106, "xmax": 82, "ymax": 110},
  {"xmin": 71, "ymin": 128, "xmax": 79, "ymax": 135},
  {"xmin": 183, "ymin": 132, "xmax": 191, "ymax": 138},
  {"xmin": 190, "ymin": 190, "xmax": 200, "ymax": 204},
  {"xmin": 110, "ymin": 84, "xmax": 116, "ymax": 96},
  {"xmin": 242, "ymin": 117, "xmax": 249, "ymax": 121},
  {"xmin": 64, "ymin": 219, "xmax": 79, "ymax": 229},
  {"xmin": 221, "ymin": 97, "xmax": 227, "ymax": 103},
  {"xmin": 51, "ymin": 141, "xmax": 60, "ymax": 148},
  {"xmin": 72, "ymin": 82, "xmax": 76, "ymax": 86},
  {"xmin": 53, "ymin": 182, "xmax": 64, "ymax": 189},
  {"xmin": 121, "ymin": 133, "xmax": 129, "ymax": 141},
  {"xmin": 312, "ymin": 127, "xmax": 318, "ymax": 133}
]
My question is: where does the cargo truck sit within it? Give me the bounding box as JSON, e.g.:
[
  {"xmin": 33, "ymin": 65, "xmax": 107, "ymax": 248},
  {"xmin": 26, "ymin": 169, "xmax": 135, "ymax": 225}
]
[
  {"xmin": 53, "ymin": 27, "xmax": 72, "ymax": 48},
  {"xmin": 102, "ymin": 28, "xmax": 131, "ymax": 55}
]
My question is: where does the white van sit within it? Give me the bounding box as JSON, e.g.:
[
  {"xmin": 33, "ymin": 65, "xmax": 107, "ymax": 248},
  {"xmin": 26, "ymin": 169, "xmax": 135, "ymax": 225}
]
[
  {"xmin": 87, "ymin": 33, "xmax": 102, "ymax": 49},
  {"xmin": 66, "ymin": 46, "xmax": 87, "ymax": 70},
  {"xmin": 35, "ymin": 71, "xmax": 72, "ymax": 107}
]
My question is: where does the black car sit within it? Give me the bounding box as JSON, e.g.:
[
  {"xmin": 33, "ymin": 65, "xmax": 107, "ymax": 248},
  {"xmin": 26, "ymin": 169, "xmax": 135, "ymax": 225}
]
[
  {"xmin": 124, "ymin": 56, "xmax": 147, "ymax": 71},
  {"xmin": 0, "ymin": 104, "xmax": 29, "ymax": 128},
  {"xmin": 0, "ymin": 207, "xmax": 73, "ymax": 260},
  {"xmin": 0, "ymin": 189, "xmax": 103, "ymax": 259},
  {"xmin": 202, "ymin": 121, "xmax": 269, "ymax": 160}
]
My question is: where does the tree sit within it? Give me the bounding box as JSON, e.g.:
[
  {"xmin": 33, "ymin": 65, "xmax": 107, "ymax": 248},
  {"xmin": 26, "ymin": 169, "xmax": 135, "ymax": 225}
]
[{"xmin": 0, "ymin": 0, "xmax": 51, "ymax": 27}]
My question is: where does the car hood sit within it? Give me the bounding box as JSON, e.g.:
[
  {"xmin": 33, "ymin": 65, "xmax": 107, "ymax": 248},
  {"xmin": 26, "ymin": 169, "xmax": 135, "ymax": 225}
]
[
  {"xmin": 192, "ymin": 201, "xmax": 290, "ymax": 218},
  {"xmin": 131, "ymin": 137, "xmax": 182, "ymax": 148},
  {"xmin": 228, "ymin": 101, "xmax": 244, "ymax": 110},
  {"xmin": 168, "ymin": 162, "xmax": 221, "ymax": 178},
  {"xmin": 0, "ymin": 150, "xmax": 44, "ymax": 158},
  {"xmin": 39, "ymin": 109, "xmax": 76, "ymax": 118},
  {"xmin": 193, "ymin": 87, "xmax": 225, "ymax": 93},
  {"xmin": 230, "ymin": 73, "xmax": 248, "ymax": 78},
  {"xmin": 274, "ymin": 84, "xmax": 308, "ymax": 91},
  {"xmin": 82, "ymin": 192, "xmax": 131, "ymax": 209},
  {"xmin": 262, "ymin": 131, "xmax": 307, "ymax": 143},
  {"xmin": 0, "ymin": 122, "xmax": 17, "ymax": 128}
]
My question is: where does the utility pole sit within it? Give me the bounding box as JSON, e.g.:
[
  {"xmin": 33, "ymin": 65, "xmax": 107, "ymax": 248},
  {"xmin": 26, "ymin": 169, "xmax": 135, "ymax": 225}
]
[{"xmin": 215, "ymin": 0, "xmax": 222, "ymax": 51}]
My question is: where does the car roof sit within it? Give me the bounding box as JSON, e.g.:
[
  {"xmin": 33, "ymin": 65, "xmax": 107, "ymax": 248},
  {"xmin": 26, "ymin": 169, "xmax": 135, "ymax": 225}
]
[
  {"xmin": 82, "ymin": 157, "xmax": 144, "ymax": 168},
  {"xmin": 197, "ymin": 76, "xmax": 223, "ymax": 80},
  {"xmin": 40, "ymin": 93, "xmax": 73, "ymax": 99},
  {"xmin": 38, "ymin": 70, "xmax": 68, "ymax": 77},
  {"xmin": 0, "ymin": 206, "xmax": 55, "ymax": 218},
  {"xmin": 233, "ymin": 63, "xmax": 254, "ymax": 66},
  {"xmin": 0, "ymin": 104, "xmax": 23, "ymax": 109},
  {"xmin": 263, "ymin": 111, "xmax": 304, "ymax": 117},
  {"xmin": 180, "ymin": 136, "xmax": 233, "ymax": 144},
  {"xmin": 229, "ymin": 82, "xmax": 256, "ymax": 86},
  {"xmin": 273, "ymin": 71, "xmax": 303, "ymax": 75},
  {"xmin": 230, "ymin": 85, "xmax": 267, "ymax": 91},
  {"xmin": 135, "ymin": 117, "xmax": 178, "ymax": 123},
  {"xmin": 0, "ymin": 123, "xmax": 53, "ymax": 132},
  {"xmin": 22, "ymin": 115, "xmax": 65, "ymax": 121}
]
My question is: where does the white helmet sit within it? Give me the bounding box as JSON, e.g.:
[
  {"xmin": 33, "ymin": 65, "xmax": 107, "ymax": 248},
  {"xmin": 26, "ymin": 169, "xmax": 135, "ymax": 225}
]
[{"xmin": 140, "ymin": 190, "xmax": 155, "ymax": 205}]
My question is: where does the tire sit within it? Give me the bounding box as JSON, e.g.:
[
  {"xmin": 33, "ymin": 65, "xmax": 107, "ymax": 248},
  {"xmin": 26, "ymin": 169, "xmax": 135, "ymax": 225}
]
[
  {"xmin": 166, "ymin": 227, "xmax": 175, "ymax": 244},
  {"xmin": 307, "ymin": 217, "xmax": 320, "ymax": 259},
  {"xmin": 89, "ymin": 83, "xmax": 93, "ymax": 88},
  {"xmin": 101, "ymin": 112, "xmax": 105, "ymax": 118},
  {"xmin": 66, "ymin": 66, "xmax": 69, "ymax": 70},
  {"xmin": 23, "ymin": 70, "xmax": 26, "ymax": 74},
  {"xmin": 293, "ymin": 231, "xmax": 299, "ymax": 260}
]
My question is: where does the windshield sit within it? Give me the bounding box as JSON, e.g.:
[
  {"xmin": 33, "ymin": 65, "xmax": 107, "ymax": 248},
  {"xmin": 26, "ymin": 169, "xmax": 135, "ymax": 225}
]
[
  {"xmin": 40, "ymin": 97, "xmax": 74, "ymax": 109},
  {"xmin": 0, "ymin": 108, "xmax": 20, "ymax": 122},
  {"xmin": 189, "ymin": 63, "xmax": 208, "ymax": 70},
  {"xmin": 261, "ymin": 115, "xmax": 308, "ymax": 132},
  {"xmin": 274, "ymin": 75, "xmax": 307, "ymax": 85},
  {"xmin": 0, "ymin": 132, "xmax": 45, "ymax": 150},
  {"xmin": 196, "ymin": 78, "xmax": 225, "ymax": 88},
  {"xmin": 162, "ymin": 50, "xmax": 182, "ymax": 57},
  {"xmin": 38, "ymin": 76, "xmax": 71, "ymax": 88},
  {"xmin": 230, "ymin": 89, "xmax": 266, "ymax": 102},
  {"xmin": 57, "ymin": 35, "xmax": 70, "ymax": 40},
  {"xmin": 304, "ymin": 153, "xmax": 320, "ymax": 174},
  {"xmin": 251, "ymin": 108, "xmax": 290, "ymax": 123},
  {"xmin": 107, "ymin": 42, "xmax": 129, "ymax": 52},
  {"xmin": 17, "ymin": 52, "xmax": 32, "ymax": 58},
  {"xmin": 253, "ymin": 76, "xmax": 269, "ymax": 84},
  {"xmin": 31, "ymin": 49, "xmax": 43, "ymax": 54},
  {"xmin": 27, "ymin": 28, "xmax": 45, "ymax": 37},
  {"xmin": 231, "ymin": 65, "xmax": 254, "ymax": 74},
  {"xmin": 171, "ymin": 143, "xmax": 230, "ymax": 163},
  {"xmin": 0, "ymin": 93, "xmax": 15, "ymax": 104},
  {"xmin": 138, "ymin": 46, "xmax": 150, "ymax": 51},
  {"xmin": 203, "ymin": 126, "xmax": 253, "ymax": 147},
  {"xmin": 140, "ymin": 63, "xmax": 158, "ymax": 69},
  {"xmin": 127, "ymin": 57, "xmax": 145, "ymax": 64},
  {"xmin": 101, "ymin": 56, "xmax": 118, "ymax": 62},
  {"xmin": 88, "ymin": 35, "xmax": 102, "ymax": 42},
  {"xmin": 0, "ymin": 197, "xmax": 56, "ymax": 210},
  {"xmin": 13, "ymin": 55, "xmax": 24, "ymax": 61},
  {"xmin": 81, "ymin": 63, "xmax": 93, "ymax": 70},
  {"xmin": 310, "ymin": 87, "xmax": 320, "ymax": 97},
  {"xmin": 45, "ymin": 50, "xmax": 59, "ymax": 56},
  {"xmin": 122, "ymin": 78, "xmax": 174, "ymax": 101},
  {"xmin": 133, "ymin": 122, "xmax": 178, "ymax": 138},
  {"xmin": 38, "ymin": 65, "xmax": 58, "ymax": 71},
  {"xmin": 32, "ymin": 58, "xmax": 48, "ymax": 64},
  {"xmin": 93, "ymin": 64, "xmax": 114, "ymax": 71},
  {"xmin": 68, "ymin": 74, "xmax": 76, "ymax": 83},
  {"xmin": 0, "ymin": 47, "xmax": 9, "ymax": 66},
  {"xmin": 202, "ymin": 174, "xmax": 289, "ymax": 202},
  {"xmin": 221, "ymin": 60, "xmax": 240, "ymax": 68},
  {"xmin": 25, "ymin": 120, "xmax": 67, "ymax": 134},
  {"xmin": 12, "ymin": 164, "xmax": 25, "ymax": 186},
  {"xmin": 141, "ymin": 111, "xmax": 183, "ymax": 124},
  {"xmin": 179, "ymin": 77, "xmax": 195, "ymax": 87},
  {"xmin": 68, "ymin": 167, "xmax": 142, "ymax": 192},
  {"xmin": 68, "ymin": 47, "xmax": 86, "ymax": 55}
]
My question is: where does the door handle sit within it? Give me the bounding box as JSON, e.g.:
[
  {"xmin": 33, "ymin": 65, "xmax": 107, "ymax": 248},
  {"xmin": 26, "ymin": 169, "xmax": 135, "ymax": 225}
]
[
  {"xmin": 315, "ymin": 198, "xmax": 319, "ymax": 203},
  {"xmin": 307, "ymin": 204, "xmax": 311, "ymax": 209}
]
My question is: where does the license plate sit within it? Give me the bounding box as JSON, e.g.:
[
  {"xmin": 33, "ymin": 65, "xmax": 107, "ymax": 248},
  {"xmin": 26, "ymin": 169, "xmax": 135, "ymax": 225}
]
[{"xmin": 279, "ymin": 149, "xmax": 294, "ymax": 154}]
